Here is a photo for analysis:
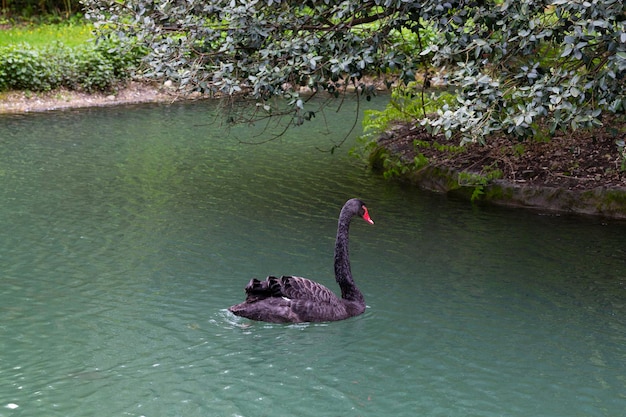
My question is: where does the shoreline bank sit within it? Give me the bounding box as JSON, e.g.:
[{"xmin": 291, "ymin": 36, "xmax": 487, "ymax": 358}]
[
  {"xmin": 0, "ymin": 82, "xmax": 201, "ymax": 114},
  {"xmin": 372, "ymin": 122, "xmax": 626, "ymax": 219}
]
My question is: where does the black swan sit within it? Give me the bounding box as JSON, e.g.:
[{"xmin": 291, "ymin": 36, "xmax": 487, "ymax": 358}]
[{"xmin": 228, "ymin": 198, "xmax": 374, "ymax": 323}]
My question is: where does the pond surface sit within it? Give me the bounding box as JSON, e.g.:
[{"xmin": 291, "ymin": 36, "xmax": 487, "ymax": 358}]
[{"xmin": 1, "ymin": 98, "xmax": 625, "ymax": 417}]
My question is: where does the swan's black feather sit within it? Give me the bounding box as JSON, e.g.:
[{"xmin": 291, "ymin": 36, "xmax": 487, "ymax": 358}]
[{"xmin": 279, "ymin": 276, "xmax": 341, "ymax": 303}]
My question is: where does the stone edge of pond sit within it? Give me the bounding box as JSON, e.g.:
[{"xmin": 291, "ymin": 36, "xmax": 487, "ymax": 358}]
[{"xmin": 372, "ymin": 159, "xmax": 626, "ymax": 220}]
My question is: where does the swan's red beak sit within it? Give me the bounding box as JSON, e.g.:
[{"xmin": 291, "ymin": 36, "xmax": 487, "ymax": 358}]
[{"xmin": 362, "ymin": 207, "xmax": 374, "ymax": 224}]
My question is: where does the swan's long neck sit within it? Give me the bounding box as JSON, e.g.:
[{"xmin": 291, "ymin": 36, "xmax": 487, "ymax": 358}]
[{"xmin": 334, "ymin": 208, "xmax": 364, "ymax": 302}]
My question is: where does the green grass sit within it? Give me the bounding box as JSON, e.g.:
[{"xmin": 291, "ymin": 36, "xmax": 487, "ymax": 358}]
[{"xmin": 0, "ymin": 23, "xmax": 93, "ymax": 48}]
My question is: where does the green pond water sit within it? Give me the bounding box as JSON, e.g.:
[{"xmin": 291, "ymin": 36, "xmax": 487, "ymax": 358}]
[{"xmin": 1, "ymin": 98, "xmax": 625, "ymax": 417}]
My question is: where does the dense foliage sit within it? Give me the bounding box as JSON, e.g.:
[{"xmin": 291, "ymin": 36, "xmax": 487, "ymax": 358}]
[
  {"xmin": 0, "ymin": 38, "xmax": 142, "ymax": 92},
  {"xmin": 83, "ymin": 0, "xmax": 428, "ymax": 125},
  {"xmin": 82, "ymin": 0, "xmax": 624, "ymax": 141},
  {"xmin": 420, "ymin": 0, "xmax": 625, "ymax": 143}
]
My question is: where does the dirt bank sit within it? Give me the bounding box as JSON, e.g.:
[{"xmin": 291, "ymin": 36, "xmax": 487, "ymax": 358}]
[{"xmin": 375, "ymin": 120, "xmax": 626, "ymax": 219}]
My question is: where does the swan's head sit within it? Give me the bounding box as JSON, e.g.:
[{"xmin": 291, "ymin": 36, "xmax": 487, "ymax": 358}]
[{"xmin": 346, "ymin": 198, "xmax": 374, "ymax": 225}]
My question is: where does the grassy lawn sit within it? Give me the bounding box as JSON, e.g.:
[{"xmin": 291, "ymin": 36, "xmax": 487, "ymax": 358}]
[{"xmin": 0, "ymin": 22, "xmax": 93, "ymax": 47}]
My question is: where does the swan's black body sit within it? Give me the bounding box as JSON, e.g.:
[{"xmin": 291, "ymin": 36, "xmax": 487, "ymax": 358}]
[{"xmin": 228, "ymin": 198, "xmax": 373, "ymax": 323}]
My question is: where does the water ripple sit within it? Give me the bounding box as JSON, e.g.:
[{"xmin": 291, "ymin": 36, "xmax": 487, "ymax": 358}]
[{"xmin": 1, "ymin": 100, "xmax": 625, "ymax": 417}]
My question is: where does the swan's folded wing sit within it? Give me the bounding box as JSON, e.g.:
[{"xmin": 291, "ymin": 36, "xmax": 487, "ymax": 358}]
[{"xmin": 279, "ymin": 276, "xmax": 341, "ymax": 304}]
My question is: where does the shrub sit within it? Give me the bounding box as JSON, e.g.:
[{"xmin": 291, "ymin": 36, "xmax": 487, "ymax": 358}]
[
  {"xmin": 0, "ymin": 44, "xmax": 60, "ymax": 90},
  {"xmin": 72, "ymin": 49, "xmax": 116, "ymax": 92},
  {"xmin": 0, "ymin": 37, "xmax": 144, "ymax": 92}
]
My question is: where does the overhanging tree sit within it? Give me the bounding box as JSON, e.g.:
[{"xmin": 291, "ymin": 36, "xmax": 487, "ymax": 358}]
[{"xmin": 83, "ymin": 0, "xmax": 625, "ymax": 142}]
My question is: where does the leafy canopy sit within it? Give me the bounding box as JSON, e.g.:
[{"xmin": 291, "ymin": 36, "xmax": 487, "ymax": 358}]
[{"xmin": 83, "ymin": 0, "xmax": 625, "ymax": 142}]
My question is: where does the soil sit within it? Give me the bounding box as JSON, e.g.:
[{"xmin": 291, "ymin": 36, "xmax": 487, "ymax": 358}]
[{"xmin": 378, "ymin": 119, "xmax": 626, "ymax": 191}]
